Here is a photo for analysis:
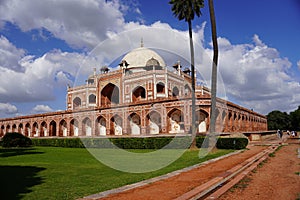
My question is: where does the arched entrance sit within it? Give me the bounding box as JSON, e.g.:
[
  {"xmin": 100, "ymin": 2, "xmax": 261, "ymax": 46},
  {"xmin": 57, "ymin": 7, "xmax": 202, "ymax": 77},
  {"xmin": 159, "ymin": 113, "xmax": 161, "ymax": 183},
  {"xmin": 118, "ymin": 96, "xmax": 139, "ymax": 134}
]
[
  {"xmin": 25, "ymin": 123, "xmax": 30, "ymax": 137},
  {"xmin": 70, "ymin": 119, "xmax": 79, "ymax": 136},
  {"xmin": 73, "ymin": 97, "xmax": 81, "ymax": 109},
  {"xmin": 59, "ymin": 120, "xmax": 68, "ymax": 137},
  {"xmin": 132, "ymin": 86, "xmax": 146, "ymax": 102},
  {"xmin": 40, "ymin": 121, "xmax": 47, "ymax": 137},
  {"xmin": 110, "ymin": 115, "xmax": 122, "ymax": 135},
  {"xmin": 6, "ymin": 124, "xmax": 10, "ymax": 134},
  {"xmin": 96, "ymin": 116, "xmax": 106, "ymax": 136},
  {"xmin": 101, "ymin": 83, "xmax": 120, "ymax": 106},
  {"xmin": 156, "ymin": 82, "xmax": 165, "ymax": 98},
  {"xmin": 184, "ymin": 84, "xmax": 191, "ymax": 96},
  {"xmin": 82, "ymin": 117, "xmax": 92, "ymax": 136},
  {"xmin": 196, "ymin": 110, "xmax": 209, "ymax": 133},
  {"xmin": 128, "ymin": 113, "xmax": 141, "ymax": 135},
  {"xmin": 89, "ymin": 94, "xmax": 96, "ymax": 104},
  {"xmin": 172, "ymin": 86, "xmax": 179, "ymax": 97},
  {"xmin": 32, "ymin": 122, "xmax": 39, "ymax": 137},
  {"xmin": 12, "ymin": 124, "xmax": 17, "ymax": 132},
  {"xmin": 146, "ymin": 111, "xmax": 161, "ymax": 134},
  {"xmin": 49, "ymin": 121, "xmax": 57, "ymax": 136},
  {"xmin": 18, "ymin": 124, "xmax": 24, "ymax": 135},
  {"xmin": 0, "ymin": 125, "xmax": 4, "ymax": 136},
  {"xmin": 168, "ymin": 108, "xmax": 184, "ymax": 133}
]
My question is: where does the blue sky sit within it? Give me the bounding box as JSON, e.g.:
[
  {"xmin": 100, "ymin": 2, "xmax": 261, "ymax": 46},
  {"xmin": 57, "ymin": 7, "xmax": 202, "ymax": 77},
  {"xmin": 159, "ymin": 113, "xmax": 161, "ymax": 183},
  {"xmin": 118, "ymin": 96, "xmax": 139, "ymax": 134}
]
[{"xmin": 0, "ymin": 0, "xmax": 299, "ymax": 118}]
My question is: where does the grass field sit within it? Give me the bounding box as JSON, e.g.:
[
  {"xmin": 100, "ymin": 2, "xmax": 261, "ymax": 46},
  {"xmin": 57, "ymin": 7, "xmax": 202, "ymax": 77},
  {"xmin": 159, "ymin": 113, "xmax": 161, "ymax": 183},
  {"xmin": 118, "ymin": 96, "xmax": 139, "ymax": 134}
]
[{"xmin": 0, "ymin": 147, "xmax": 233, "ymax": 199}]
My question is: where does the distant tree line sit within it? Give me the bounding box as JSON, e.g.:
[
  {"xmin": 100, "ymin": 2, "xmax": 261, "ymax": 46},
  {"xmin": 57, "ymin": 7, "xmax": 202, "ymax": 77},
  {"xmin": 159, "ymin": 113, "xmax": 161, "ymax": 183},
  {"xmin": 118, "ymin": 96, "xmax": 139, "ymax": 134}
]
[{"xmin": 267, "ymin": 106, "xmax": 300, "ymax": 131}]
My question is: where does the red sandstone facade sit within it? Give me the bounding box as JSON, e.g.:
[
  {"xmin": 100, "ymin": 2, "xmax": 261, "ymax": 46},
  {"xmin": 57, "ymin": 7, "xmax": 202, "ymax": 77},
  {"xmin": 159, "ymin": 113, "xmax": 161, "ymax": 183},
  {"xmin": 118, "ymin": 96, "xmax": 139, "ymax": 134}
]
[{"xmin": 0, "ymin": 46, "xmax": 267, "ymax": 137}]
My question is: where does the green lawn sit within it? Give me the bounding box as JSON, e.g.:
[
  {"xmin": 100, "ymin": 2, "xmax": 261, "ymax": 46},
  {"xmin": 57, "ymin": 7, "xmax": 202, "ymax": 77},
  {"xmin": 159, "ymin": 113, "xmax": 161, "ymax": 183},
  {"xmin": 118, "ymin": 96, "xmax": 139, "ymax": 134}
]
[{"xmin": 0, "ymin": 147, "xmax": 233, "ymax": 199}]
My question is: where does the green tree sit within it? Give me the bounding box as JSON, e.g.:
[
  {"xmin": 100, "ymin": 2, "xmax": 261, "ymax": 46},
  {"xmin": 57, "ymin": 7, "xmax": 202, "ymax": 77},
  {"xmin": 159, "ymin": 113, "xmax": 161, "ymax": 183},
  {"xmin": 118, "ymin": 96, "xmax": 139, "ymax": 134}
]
[
  {"xmin": 290, "ymin": 106, "xmax": 300, "ymax": 130},
  {"xmin": 208, "ymin": 0, "xmax": 218, "ymax": 138},
  {"xmin": 169, "ymin": 0, "xmax": 204, "ymax": 148},
  {"xmin": 267, "ymin": 110, "xmax": 291, "ymax": 130}
]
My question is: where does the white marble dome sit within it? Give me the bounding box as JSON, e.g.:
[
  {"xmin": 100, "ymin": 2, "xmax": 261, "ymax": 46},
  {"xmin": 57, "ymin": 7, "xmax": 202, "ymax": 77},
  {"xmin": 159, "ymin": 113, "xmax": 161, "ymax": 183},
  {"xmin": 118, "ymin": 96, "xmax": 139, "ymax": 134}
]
[{"xmin": 121, "ymin": 47, "xmax": 166, "ymax": 68}]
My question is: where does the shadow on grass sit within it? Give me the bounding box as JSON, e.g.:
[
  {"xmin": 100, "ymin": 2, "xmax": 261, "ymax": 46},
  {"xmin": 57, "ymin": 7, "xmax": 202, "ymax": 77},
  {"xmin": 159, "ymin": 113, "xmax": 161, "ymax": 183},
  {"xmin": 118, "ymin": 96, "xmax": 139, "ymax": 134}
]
[
  {"xmin": 0, "ymin": 165, "xmax": 46, "ymax": 199},
  {"xmin": 0, "ymin": 148, "xmax": 44, "ymax": 158}
]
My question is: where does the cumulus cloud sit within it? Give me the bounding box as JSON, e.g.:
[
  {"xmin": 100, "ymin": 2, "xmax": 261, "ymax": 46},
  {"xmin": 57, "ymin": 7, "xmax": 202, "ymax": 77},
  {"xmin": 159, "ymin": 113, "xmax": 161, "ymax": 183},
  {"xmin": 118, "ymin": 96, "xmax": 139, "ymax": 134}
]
[
  {"xmin": 0, "ymin": 0, "xmax": 299, "ymax": 116},
  {"xmin": 0, "ymin": 0, "xmax": 128, "ymax": 49},
  {"xmin": 0, "ymin": 103, "xmax": 18, "ymax": 115},
  {"xmin": 201, "ymin": 35, "xmax": 300, "ymax": 114},
  {"xmin": 0, "ymin": 39, "xmax": 100, "ymax": 102},
  {"xmin": 32, "ymin": 104, "xmax": 53, "ymax": 113},
  {"xmin": 0, "ymin": 35, "xmax": 25, "ymax": 72}
]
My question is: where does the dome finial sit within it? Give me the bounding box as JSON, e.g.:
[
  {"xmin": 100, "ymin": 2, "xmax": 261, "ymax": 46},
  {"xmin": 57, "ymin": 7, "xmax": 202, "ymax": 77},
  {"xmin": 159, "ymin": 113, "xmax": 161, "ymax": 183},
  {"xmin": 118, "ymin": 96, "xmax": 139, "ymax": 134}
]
[{"xmin": 140, "ymin": 37, "xmax": 144, "ymax": 47}]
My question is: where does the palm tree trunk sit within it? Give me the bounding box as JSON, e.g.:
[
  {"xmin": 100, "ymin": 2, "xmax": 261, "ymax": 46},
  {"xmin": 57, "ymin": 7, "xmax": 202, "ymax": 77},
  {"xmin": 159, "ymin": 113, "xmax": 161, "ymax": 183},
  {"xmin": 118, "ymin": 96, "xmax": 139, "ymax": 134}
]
[
  {"xmin": 209, "ymin": 0, "xmax": 218, "ymax": 139},
  {"xmin": 188, "ymin": 20, "xmax": 197, "ymax": 148}
]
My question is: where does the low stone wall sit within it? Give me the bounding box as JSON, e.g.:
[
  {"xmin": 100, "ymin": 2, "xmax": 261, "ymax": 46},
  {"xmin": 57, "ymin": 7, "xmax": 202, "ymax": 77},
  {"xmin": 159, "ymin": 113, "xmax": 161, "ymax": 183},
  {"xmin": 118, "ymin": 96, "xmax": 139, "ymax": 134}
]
[{"xmin": 243, "ymin": 131, "xmax": 277, "ymax": 141}]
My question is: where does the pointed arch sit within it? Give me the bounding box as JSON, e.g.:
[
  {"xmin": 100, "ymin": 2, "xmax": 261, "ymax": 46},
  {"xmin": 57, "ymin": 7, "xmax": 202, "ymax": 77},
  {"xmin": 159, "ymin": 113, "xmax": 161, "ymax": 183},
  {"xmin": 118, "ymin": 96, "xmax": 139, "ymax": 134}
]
[
  {"xmin": 82, "ymin": 117, "xmax": 92, "ymax": 136},
  {"xmin": 40, "ymin": 121, "xmax": 47, "ymax": 137},
  {"xmin": 172, "ymin": 86, "xmax": 179, "ymax": 97},
  {"xmin": 168, "ymin": 108, "xmax": 184, "ymax": 133},
  {"xmin": 128, "ymin": 113, "xmax": 141, "ymax": 135},
  {"xmin": 196, "ymin": 109, "xmax": 209, "ymax": 133},
  {"xmin": 156, "ymin": 82, "xmax": 165, "ymax": 94},
  {"xmin": 89, "ymin": 94, "xmax": 96, "ymax": 104},
  {"xmin": 73, "ymin": 97, "xmax": 81, "ymax": 109},
  {"xmin": 18, "ymin": 124, "xmax": 24, "ymax": 135},
  {"xmin": 110, "ymin": 115, "xmax": 122, "ymax": 135},
  {"xmin": 6, "ymin": 124, "xmax": 10, "ymax": 134},
  {"xmin": 184, "ymin": 84, "xmax": 191, "ymax": 96},
  {"xmin": 146, "ymin": 111, "xmax": 161, "ymax": 134},
  {"xmin": 32, "ymin": 122, "xmax": 39, "ymax": 137},
  {"xmin": 59, "ymin": 119, "xmax": 68, "ymax": 137},
  {"xmin": 101, "ymin": 83, "xmax": 120, "ymax": 106},
  {"xmin": 49, "ymin": 120, "xmax": 57, "ymax": 136},
  {"xmin": 12, "ymin": 124, "xmax": 17, "ymax": 132},
  {"xmin": 0, "ymin": 125, "xmax": 4, "ymax": 136},
  {"xmin": 132, "ymin": 86, "xmax": 146, "ymax": 102},
  {"xmin": 95, "ymin": 116, "xmax": 106, "ymax": 136},
  {"xmin": 25, "ymin": 123, "xmax": 31, "ymax": 137},
  {"xmin": 70, "ymin": 119, "xmax": 79, "ymax": 136}
]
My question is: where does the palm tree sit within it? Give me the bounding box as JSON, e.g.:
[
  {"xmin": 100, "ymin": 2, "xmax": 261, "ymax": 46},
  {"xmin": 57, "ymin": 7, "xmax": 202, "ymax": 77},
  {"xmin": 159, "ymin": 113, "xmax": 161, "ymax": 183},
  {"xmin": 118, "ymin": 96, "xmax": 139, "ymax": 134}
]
[
  {"xmin": 169, "ymin": 0, "xmax": 204, "ymax": 148},
  {"xmin": 208, "ymin": 0, "xmax": 218, "ymax": 137}
]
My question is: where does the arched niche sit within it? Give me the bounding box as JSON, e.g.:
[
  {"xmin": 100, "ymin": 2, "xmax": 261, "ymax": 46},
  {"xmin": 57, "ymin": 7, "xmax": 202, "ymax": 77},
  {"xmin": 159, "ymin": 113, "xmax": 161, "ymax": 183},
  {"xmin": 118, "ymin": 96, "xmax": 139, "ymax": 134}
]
[
  {"xmin": 146, "ymin": 111, "xmax": 161, "ymax": 134},
  {"xmin": 168, "ymin": 108, "xmax": 184, "ymax": 133},
  {"xmin": 101, "ymin": 83, "xmax": 120, "ymax": 106},
  {"xmin": 132, "ymin": 86, "xmax": 146, "ymax": 103},
  {"xmin": 128, "ymin": 113, "xmax": 141, "ymax": 135}
]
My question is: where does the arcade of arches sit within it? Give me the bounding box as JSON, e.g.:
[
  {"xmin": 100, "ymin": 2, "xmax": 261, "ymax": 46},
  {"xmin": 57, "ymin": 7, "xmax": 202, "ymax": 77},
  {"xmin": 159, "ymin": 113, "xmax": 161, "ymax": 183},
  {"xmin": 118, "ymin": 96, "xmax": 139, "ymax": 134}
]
[
  {"xmin": 0, "ymin": 103, "xmax": 267, "ymax": 137},
  {"xmin": 0, "ymin": 45, "xmax": 267, "ymax": 137}
]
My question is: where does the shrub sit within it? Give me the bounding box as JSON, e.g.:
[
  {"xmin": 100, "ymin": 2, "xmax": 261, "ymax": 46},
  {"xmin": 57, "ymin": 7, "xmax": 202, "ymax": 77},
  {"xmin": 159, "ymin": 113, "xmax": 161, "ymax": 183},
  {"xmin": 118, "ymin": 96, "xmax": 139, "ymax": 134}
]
[
  {"xmin": 216, "ymin": 137, "xmax": 248, "ymax": 149},
  {"xmin": 31, "ymin": 136, "xmax": 248, "ymax": 149},
  {"xmin": 1, "ymin": 132, "xmax": 32, "ymax": 148}
]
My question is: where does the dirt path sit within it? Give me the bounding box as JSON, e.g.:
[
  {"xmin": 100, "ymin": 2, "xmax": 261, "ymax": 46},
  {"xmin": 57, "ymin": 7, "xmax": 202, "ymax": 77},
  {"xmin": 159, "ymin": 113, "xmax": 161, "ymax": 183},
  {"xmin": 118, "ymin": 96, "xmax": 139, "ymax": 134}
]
[
  {"xmin": 220, "ymin": 139, "xmax": 300, "ymax": 200},
  {"xmin": 84, "ymin": 137, "xmax": 299, "ymax": 200},
  {"xmin": 95, "ymin": 146, "xmax": 267, "ymax": 200}
]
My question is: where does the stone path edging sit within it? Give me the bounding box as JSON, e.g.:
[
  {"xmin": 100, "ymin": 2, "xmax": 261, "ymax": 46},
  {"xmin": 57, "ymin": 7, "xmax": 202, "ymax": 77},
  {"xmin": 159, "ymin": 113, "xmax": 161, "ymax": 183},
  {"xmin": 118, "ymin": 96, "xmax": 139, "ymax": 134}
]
[
  {"xmin": 80, "ymin": 150, "xmax": 243, "ymax": 200},
  {"xmin": 185, "ymin": 145, "xmax": 278, "ymax": 200}
]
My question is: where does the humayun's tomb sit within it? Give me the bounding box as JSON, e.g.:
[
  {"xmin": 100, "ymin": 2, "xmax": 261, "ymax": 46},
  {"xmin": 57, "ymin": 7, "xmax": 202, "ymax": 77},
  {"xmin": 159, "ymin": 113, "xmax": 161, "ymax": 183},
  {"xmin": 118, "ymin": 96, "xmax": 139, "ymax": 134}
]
[{"xmin": 0, "ymin": 43, "xmax": 267, "ymax": 138}]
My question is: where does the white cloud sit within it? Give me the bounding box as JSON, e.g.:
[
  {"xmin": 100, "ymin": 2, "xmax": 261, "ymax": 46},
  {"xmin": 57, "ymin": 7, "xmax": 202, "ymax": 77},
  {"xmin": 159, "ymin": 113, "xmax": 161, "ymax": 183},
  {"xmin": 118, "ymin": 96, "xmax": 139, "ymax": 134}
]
[
  {"xmin": 32, "ymin": 104, "xmax": 53, "ymax": 113},
  {"xmin": 0, "ymin": 0, "xmax": 127, "ymax": 49},
  {"xmin": 0, "ymin": 35, "xmax": 26, "ymax": 72},
  {"xmin": 0, "ymin": 40, "xmax": 100, "ymax": 102},
  {"xmin": 0, "ymin": 0, "xmax": 299, "ymax": 115},
  {"xmin": 297, "ymin": 60, "xmax": 300, "ymax": 70},
  {"xmin": 0, "ymin": 103, "xmax": 18, "ymax": 115},
  {"xmin": 201, "ymin": 35, "xmax": 300, "ymax": 114}
]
